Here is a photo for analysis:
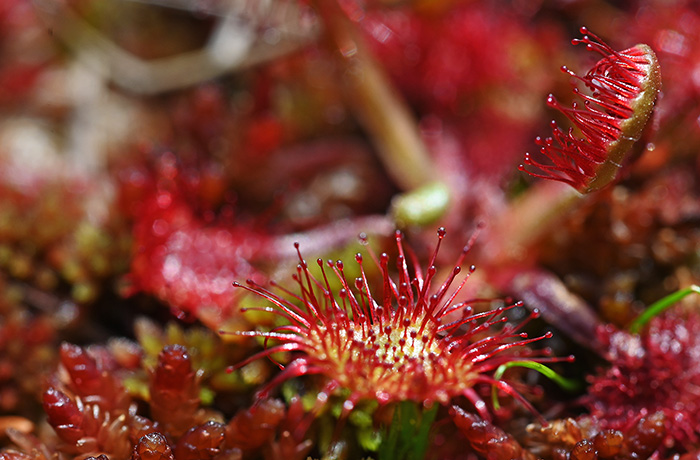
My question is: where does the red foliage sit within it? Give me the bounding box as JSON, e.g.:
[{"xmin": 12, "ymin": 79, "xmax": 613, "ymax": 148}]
[
  {"xmin": 174, "ymin": 422, "xmax": 227, "ymax": 460},
  {"xmin": 42, "ymin": 387, "xmax": 85, "ymax": 445},
  {"xmin": 361, "ymin": 3, "xmax": 547, "ymax": 180},
  {"xmin": 59, "ymin": 343, "xmax": 130, "ymax": 412},
  {"xmin": 232, "ymin": 228, "xmax": 560, "ymax": 418},
  {"xmin": 451, "ymin": 405, "xmax": 535, "ymax": 460},
  {"xmin": 149, "ymin": 345, "xmax": 201, "ymax": 437},
  {"xmin": 226, "ymin": 399, "xmax": 286, "ymax": 452},
  {"xmin": 226, "ymin": 398, "xmax": 312, "ymax": 460},
  {"xmin": 521, "ymin": 28, "xmax": 660, "ymax": 192},
  {"xmin": 587, "ymin": 312, "xmax": 700, "ymax": 450},
  {"xmin": 132, "ymin": 432, "xmax": 174, "ymax": 460},
  {"xmin": 526, "ymin": 413, "xmax": 666, "ymax": 460},
  {"xmin": 362, "ymin": 3, "xmax": 532, "ymax": 114},
  {"xmin": 119, "ymin": 153, "xmax": 268, "ymax": 318}
]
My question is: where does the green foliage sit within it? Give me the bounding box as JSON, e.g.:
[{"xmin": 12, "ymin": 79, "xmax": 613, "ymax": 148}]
[
  {"xmin": 629, "ymin": 285, "xmax": 700, "ymax": 333},
  {"xmin": 491, "ymin": 360, "xmax": 580, "ymax": 410},
  {"xmin": 134, "ymin": 317, "xmax": 264, "ymax": 398},
  {"xmin": 377, "ymin": 401, "xmax": 438, "ymax": 460}
]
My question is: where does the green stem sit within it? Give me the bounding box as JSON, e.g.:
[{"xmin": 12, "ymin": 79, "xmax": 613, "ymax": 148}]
[
  {"xmin": 378, "ymin": 401, "xmax": 438, "ymax": 460},
  {"xmin": 491, "ymin": 360, "xmax": 580, "ymax": 411},
  {"xmin": 628, "ymin": 285, "xmax": 700, "ymax": 334}
]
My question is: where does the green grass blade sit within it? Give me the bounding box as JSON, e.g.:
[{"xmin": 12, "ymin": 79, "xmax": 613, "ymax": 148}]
[
  {"xmin": 629, "ymin": 285, "xmax": 700, "ymax": 334},
  {"xmin": 491, "ymin": 360, "xmax": 580, "ymax": 410}
]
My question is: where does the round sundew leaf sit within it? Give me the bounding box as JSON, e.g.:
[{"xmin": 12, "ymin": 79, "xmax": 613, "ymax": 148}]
[{"xmin": 227, "ymin": 228, "xmax": 564, "ymax": 420}]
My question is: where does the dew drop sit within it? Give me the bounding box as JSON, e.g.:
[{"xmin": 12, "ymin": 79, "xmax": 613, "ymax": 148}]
[
  {"xmin": 152, "ymin": 219, "xmax": 169, "ymax": 237},
  {"xmin": 358, "ymin": 232, "xmax": 368, "ymax": 245},
  {"xmin": 156, "ymin": 191, "xmax": 172, "ymax": 209}
]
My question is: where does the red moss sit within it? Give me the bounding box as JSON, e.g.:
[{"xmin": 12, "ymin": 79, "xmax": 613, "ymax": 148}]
[
  {"xmin": 58, "ymin": 343, "xmax": 129, "ymax": 412},
  {"xmin": 41, "ymin": 385, "xmax": 132, "ymax": 458},
  {"xmin": 450, "ymin": 405, "xmax": 535, "ymax": 460},
  {"xmin": 592, "ymin": 429, "xmax": 624, "ymax": 458},
  {"xmin": 525, "ymin": 413, "xmax": 666, "ymax": 460},
  {"xmin": 36, "ymin": 340, "xmax": 239, "ymax": 460},
  {"xmin": 84, "ymin": 455, "xmax": 110, "ymax": 460},
  {"xmin": 149, "ymin": 345, "xmax": 201, "ymax": 437},
  {"xmin": 262, "ymin": 397, "xmax": 314, "ymax": 460},
  {"xmin": 226, "ymin": 399, "xmax": 286, "ymax": 452},
  {"xmin": 0, "ymin": 158, "xmax": 129, "ymax": 305},
  {"xmin": 0, "ymin": 306, "xmax": 56, "ymax": 414},
  {"xmin": 173, "ymin": 422, "xmax": 226, "ymax": 460},
  {"xmin": 42, "ymin": 387, "xmax": 85, "ymax": 445},
  {"xmin": 225, "ymin": 397, "xmax": 312, "ymax": 459},
  {"xmin": 132, "ymin": 432, "xmax": 174, "ymax": 460}
]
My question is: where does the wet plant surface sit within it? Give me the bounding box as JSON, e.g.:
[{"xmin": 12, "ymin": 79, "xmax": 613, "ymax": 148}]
[{"xmin": 1, "ymin": 1, "xmax": 699, "ymax": 459}]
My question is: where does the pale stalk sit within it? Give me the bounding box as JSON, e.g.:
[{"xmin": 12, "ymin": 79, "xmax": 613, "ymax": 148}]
[{"xmin": 314, "ymin": 1, "xmax": 436, "ymax": 191}]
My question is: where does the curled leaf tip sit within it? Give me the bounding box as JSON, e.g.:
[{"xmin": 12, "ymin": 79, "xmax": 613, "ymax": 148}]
[{"xmin": 521, "ymin": 27, "xmax": 661, "ymax": 193}]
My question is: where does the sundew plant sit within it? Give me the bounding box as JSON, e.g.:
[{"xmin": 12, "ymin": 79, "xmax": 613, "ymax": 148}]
[{"xmin": 0, "ymin": 2, "xmax": 699, "ymax": 460}]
